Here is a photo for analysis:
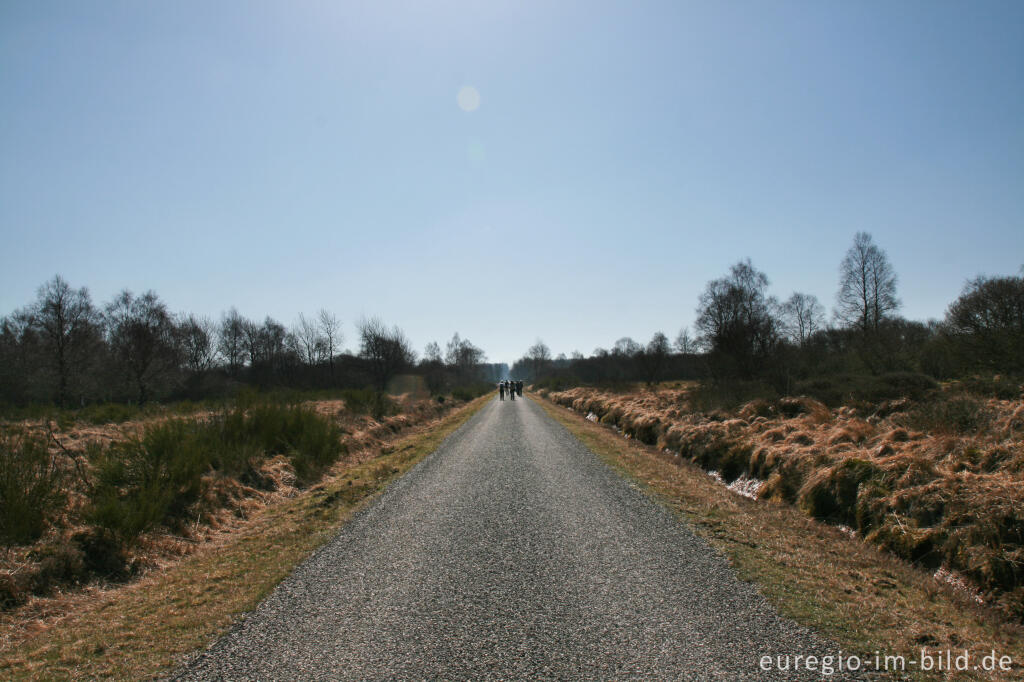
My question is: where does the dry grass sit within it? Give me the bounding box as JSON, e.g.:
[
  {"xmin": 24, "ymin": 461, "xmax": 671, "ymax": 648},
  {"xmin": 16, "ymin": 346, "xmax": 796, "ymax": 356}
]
[
  {"xmin": 0, "ymin": 394, "xmax": 489, "ymax": 680},
  {"xmin": 534, "ymin": 394, "xmax": 1024, "ymax": 681},
  {"xmin": 540, "ymin": 384, "xmax": 1024, "ymax": 621}
]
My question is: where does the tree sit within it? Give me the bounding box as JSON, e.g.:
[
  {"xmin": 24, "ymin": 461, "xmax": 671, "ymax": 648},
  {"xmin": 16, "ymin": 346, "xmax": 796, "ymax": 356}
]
[
  {"xmin": 836, "ymin": 232, "xmax": 900, "ymax": 335},
  {"xmin": 105, "ymin": 290, "xmax": 178, "ymax": 404},
  {"xmin": 779, "ymin": 293, "xmax": 825, "ymax": 346},
  {"xmin": 674, "ymin": 327, "xmax": 696, "ymax": 354},
  {"xmin": 358, "ymin": 317, "xmax": 415, "ymax": 391},
  {"xmin": 445, "ymin": 332, "xmax": 486, "ymax": 383},
  {"xmin": 26, "ymin": 276, "xmax": 99, "ymax": 407},
  {"xmin": 944, "ymin": 273, "xmax": 1024, "ymax": 373},
  {"xmin": 526, "ymin": 339, "xmax": 552, "ymax": 381},
  {"xmin": 292, "ymin": 313, "xmax": 326, "ymax": 367},
  {"xmin": 695, "ymin": 259, "xmax": 780, "ymax": 379},
  {"xmin": 218, "ymin": 308, "xmax": 246, "ymax": 375},
  {"xmin": 421, "ymin": 341, "xmax": 446, "ymax": 395},
  {"xmin": 612, "ymin": 337, "xmax": 642, "ymax": 357},
  {"xmin": 423, "ymin": 341, "xmax": 442, "ymax": 363},
  {"xmin": 318, "ymin": 309, "xmax": 341, "ymax": 381},
  {"xmin": 639, "ymin": 331, "xmax": 671, "ymax": 385},
  {"xmin": 178, "ymin": 314, "xmax": 217, "ymax": 374}
]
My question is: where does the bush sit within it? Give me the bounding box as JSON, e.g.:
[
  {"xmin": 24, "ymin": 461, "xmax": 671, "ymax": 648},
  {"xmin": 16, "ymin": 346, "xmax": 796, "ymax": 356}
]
[
  {"xmin": 688, "ymin": 380, "xmax": 778, "ymax": 413},
  {"xmin": 87, "ymin": 421, "xmax": 207, "ymax": 539},
  {"xmin": 902, "ymin": 395, "xmax": 994, "ymax": 436},
  {"xmin": 85, "ymin": 402, "xmax": 344, "ymax": 541},
  {"xmin": 0, "ymin": 431, "xmax": 65, "ymax": 545},
  {"xmin": 955, "ymin": 376, "xmax": 1023, "ymax": 400},
  {"xmin": 339, "ymin": 389, "xmax": 397, "ymax": 420},
  {"xmin": 793, "ymin": 372, "xmax": 938, "ymax": 407},
  {"xmin": 451, "ymin": 383, "xmax": 492, "ymax": 402},
  {"xmin": 798, "ymin": 458, "xmax": 882, "ymax": 526}
]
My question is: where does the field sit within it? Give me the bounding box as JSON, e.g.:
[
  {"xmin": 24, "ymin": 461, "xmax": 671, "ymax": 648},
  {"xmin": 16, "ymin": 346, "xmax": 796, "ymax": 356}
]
[
  {"xmin": 538, "ymin": 381, "xmax": 1024, "ymax": 622},
  {"xmin": 0, "ymin": 386, "xmax": 478, "ymax": 613}
]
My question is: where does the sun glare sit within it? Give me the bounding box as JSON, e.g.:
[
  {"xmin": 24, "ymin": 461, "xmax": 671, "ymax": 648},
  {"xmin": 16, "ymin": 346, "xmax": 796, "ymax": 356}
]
[{"xmin": 457, "ymin": 85, "xmax": 480, "ymax": 112}]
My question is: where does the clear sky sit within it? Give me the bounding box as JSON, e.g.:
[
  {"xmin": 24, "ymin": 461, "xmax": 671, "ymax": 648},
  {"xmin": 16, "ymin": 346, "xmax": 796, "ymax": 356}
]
[{"xmin": 2, "ymin": 1, "xmax": 1022, "ymax": 365}]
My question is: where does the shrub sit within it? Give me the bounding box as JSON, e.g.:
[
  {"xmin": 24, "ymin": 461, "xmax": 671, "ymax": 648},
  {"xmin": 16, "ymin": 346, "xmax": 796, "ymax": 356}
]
[
  {"xmin": 798, "ymin": 458, "xmax": 882, "ymax": 526},
  {"xmin": 688, "ymin": 380, "xmax": 778, "ymax": 413},
  {"xmin": 901, "ymin": 395, "xmax": 994, "ymax": 436},
  {"xmin": 0, "ymin": 431, "xmax": 65, "ymax": 546},
  {"xmin": 85, "ymin": 402, "xmax": 344, "ymax": 541},
  {"xmin": 87, "ymin": 421, "xmax": 207, "ymax": 540},
  {"xmin": 340, "ymin": 389, "xmax": 398, "ymax": 419},
  {"xmin": 794, "ymin": 372, "xmax": 938, "ymax": 407},
  {"xmin": 955, "ymin": 376, "xmax": 1023, "ymax": 400}
]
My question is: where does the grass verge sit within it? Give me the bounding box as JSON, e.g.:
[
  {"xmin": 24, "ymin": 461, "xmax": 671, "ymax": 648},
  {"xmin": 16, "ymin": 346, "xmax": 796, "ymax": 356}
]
[
  {"xmin": 534, "ymin": 395, "xmax": 1023, "ymax": 681},
  {"xmin": 0, "ymin": 395, "xmax": 489, "ymax": 680}
]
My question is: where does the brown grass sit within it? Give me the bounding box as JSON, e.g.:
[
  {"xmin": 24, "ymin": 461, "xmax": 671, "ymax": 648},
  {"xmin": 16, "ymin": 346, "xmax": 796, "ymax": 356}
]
[
  {"xmin": 0, "ymin": 394, "xmax": 490, "ymax": 680},
  {"xmin": 534, "ymin": 393, "xmax": 1024, "ymax": 681},
  {"xmin": 539, "ymin": 385, "xmax": 1024, "ymax": 621}
]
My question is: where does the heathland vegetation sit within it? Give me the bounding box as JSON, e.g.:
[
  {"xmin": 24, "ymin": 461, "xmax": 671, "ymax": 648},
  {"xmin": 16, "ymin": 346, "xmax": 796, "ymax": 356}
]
[
  {"xmin": 524, "ymin": 232, "xmax": 1024, "ymax": 621},
  {"xmin": 0, "ymin": 282, "xmax": 503, "ymax": 610}
]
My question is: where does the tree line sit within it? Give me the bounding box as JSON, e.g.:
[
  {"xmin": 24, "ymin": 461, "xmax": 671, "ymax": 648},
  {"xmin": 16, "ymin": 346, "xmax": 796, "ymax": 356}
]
[
  {"xmin": 513, "ymin": 232, "xmax": 1024, "ymax": 390},
  {"xmin": 0, "ymin": 277, "xmax": 496, "ymax": 408}
]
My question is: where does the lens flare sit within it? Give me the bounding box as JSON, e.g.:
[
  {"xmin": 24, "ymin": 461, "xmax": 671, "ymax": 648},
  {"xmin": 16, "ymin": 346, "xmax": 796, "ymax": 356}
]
[{"xmin": 457, "ymin": 86, "xmax": 480, "ymax": 112}]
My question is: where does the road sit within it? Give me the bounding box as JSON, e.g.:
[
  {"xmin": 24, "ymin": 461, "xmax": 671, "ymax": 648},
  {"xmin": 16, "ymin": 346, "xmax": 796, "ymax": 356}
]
[{"xmin": 176, "ymin": 396, "xmax": 847, "ymax": 680}]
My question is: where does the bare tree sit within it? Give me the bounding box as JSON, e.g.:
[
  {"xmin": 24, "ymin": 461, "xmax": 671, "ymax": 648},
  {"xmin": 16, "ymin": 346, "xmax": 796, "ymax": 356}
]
[
  {"xmin": 639, "ymin": 331, "xmax": 671, "ymax": 385},
  {"xmin": 178, "ymin": 314, "xmax": 217, "ymax": 374},
  {"xmin": 695, "ymin": 259, "xmax": 780, "ymax": 379},
  {"xmin": 218, "ymin": 308, "xmax": 246, "ymax": 374},
  {"xmin": 292, "ymin": 313, "xmax": 325, "ymax": 367},
  {"xmin": 27, "ymin": 275, "xmax": 99, "ymax": 407},
  {"xmin": 421, "ymin": 341, "xmax": 446, "ymax": 395},
  {"xmin": 526, "ymin": 339, "xmax": 552, "ymax": 380},
  {"xmin": 445, "ymin": 332, "xmax": 485, "ymax": 383},
  {"xmin": 358, "ymin": 317, "xmax": 415, "ymax": 391},
  {"xmin": 612, "ymin": 337, "xmax": 642, "ymax": 357},
  {"xmin": 318, "ymin": 309, "xmax": 341, "ymax": 380},
  {"xmin": 674, "ymin": 326, "xmax": 696, "ymax": 354},
  {"xmin": 105, "ymin": 290, "xmax": 178, "ymax": 404},
  {"xmin": 779, "ymin": 293, "xmax": 825, "ymax": 346},
  {"xmin": 423, "ymin": 341, "xmax": 442, "ymax": 363},
  {"xmin": 944, "ymin": 273, "xmax": 1024, "ymax": 372},
  {"xmin": 836, "ymin": 232, "xmax": 900, "ymax": 334}
]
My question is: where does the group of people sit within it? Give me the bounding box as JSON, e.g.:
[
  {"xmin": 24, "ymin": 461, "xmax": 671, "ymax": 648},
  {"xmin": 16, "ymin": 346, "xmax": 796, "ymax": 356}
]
[{"xmin": 498, "ymin": 380, "xmax": 523, "ymax": 401}]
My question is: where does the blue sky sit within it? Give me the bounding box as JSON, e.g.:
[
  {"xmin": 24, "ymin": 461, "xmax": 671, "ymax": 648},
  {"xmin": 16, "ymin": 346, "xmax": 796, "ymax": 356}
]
[{"xmin": 2, "ymin": 1, "xmax": 1022, "ymax": 365}]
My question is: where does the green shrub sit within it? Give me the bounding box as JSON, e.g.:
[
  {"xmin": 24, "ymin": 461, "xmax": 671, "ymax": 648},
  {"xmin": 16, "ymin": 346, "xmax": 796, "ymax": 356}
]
[
  {"xmin": 0, "ymin": 431, "xmax": 65, "ymax": 546},
  {"xmin": 85, "ymin": 402, "xmax": 344, "ymax": 541},
  {"xmin": 340, "ymin": 389, "xmax": 398, "ymax": 419},
  {"xmin": 87, "ymin": 421, "xmax": 207, "ymax": 539}
]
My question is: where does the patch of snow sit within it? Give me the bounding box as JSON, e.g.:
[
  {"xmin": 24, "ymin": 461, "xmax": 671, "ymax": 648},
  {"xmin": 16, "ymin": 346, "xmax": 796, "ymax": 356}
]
[
  {"xmin": 707, "ymin": 470, "xmax": 725, "ymax": 484},
  {"xmin": 727, "ymin": 474, "xmax": 764, "ymax": 500},
  {"xmin": 836, "ymin": 525, "xmax": 856, "ymax": 537},
  {"xmin": 934, "ymin": 567, "xmax": 984, "ymax": 604},
  {"xmin": 586, "ymin": 412, "xmax": 598, "ymax": 422}
]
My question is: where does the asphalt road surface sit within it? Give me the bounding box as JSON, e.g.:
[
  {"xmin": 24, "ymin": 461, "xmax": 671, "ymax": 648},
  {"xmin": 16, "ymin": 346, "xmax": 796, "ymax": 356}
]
[{"xmin": 176, "ymin": 396, "xmax": 853, "ymax": 680}]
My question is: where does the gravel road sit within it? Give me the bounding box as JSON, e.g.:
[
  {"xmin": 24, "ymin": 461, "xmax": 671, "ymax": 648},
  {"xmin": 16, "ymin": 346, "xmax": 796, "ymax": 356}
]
[{"xmin": 175, "ymin": 396, "xmax": 860, "ymax": 680}]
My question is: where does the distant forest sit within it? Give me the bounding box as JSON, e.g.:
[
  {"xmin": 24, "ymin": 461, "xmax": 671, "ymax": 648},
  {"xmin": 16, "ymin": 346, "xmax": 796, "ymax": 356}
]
[
  {"xmin": 0, "ymin": 282, "xmax": 503, "ymax": 409},
  {"xmin": 3, "ymin": 232, "xmax": 1021, "ymax": 410},
  {"xmin": 512, "ymin": 233, "xmax": 1023, "ymax": 397}
]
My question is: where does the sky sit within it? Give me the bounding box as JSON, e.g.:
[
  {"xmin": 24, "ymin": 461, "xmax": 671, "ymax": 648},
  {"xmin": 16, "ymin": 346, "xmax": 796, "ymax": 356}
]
[{"xmin": 2, "ymin": 1, "xmax": 1022, "ymax": 366}]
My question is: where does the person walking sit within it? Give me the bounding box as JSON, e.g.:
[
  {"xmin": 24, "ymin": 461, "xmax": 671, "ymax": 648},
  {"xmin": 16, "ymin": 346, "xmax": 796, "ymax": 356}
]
[
  {"xmin": 509, "ymin": 380, "xmax": 516, "ymax": 401},
  {"xmin": 517, "ymin": 380, "xmax": 523, "ymax": 397},
  {"xmin": 499, "ymin": 381, "xmax": 505, "ymax": 401}
]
